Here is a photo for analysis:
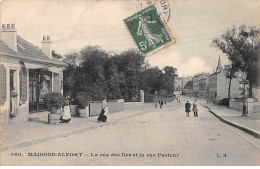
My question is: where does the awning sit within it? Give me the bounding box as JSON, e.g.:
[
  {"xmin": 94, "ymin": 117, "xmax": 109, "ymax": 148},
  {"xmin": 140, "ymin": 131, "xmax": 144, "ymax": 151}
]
[
  {"xmin": 23, "ymin": 62, "xmax": 62, "ymax": 73},
  {"xmin": 47, "ymin": 67, "xmax": 62, "ymax": 74},
  {"xmin": 24, "ymin": 62, "xmax": 46, "ymax": 69}
]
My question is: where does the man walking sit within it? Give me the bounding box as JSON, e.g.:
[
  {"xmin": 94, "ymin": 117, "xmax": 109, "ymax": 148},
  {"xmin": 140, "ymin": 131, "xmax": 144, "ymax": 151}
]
[
  {"xmin": 185, "ymin": 101, "xmax": 191, "ymax": 117},
  {"xmin": 192, "ymin": 99, "xmax": 198, "ymax": 117}
]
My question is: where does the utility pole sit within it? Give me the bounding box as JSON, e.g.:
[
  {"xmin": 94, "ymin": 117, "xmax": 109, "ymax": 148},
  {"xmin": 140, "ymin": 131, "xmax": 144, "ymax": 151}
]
[
  {"xmin": 240, "ymin": 79, "xmax": 249, "ymax": 116},
  {"xmin": 155, "ymin": 90, "xmax": 158, "ymax": 108}
]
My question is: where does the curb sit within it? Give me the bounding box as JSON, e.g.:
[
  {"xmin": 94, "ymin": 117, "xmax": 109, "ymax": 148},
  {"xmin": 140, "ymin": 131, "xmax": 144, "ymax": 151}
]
[
  {"xmin": 202, "ymin": 105, "xmax": 260, "ymax": 139},
  {"xmin": 2, "ymin": 105, "xmax": 181, "ymax": 152}
]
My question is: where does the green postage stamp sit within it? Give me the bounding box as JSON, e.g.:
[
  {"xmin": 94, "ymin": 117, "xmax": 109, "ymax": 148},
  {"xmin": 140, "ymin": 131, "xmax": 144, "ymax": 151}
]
[{"xmin": 124, "ymin": 5, "xmax": 175, "ymax": 55}]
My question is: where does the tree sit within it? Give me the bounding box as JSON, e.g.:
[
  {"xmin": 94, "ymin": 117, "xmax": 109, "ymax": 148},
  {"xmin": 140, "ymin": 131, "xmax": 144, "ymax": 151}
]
[
  {"xmin": 78, "ymin": 46, "xmax": 108, "ymax": 100},
  {"xmin": 114, "ymin": 49, "xmax": 146, "ymax": 101},
  {"xmin": 63, "ymin": 52, "xmax": 80, "ymax": 98},
  {"xmin": 223, "ymin": 64, "xmax": 238, "ymax": 98},
  {"xmin": 212, "ymin": 25, "xmax": 260, "ymax": 98},
  {"xmin": 162, "ymin": 66, "xmax": 178, "ymax": 96}
]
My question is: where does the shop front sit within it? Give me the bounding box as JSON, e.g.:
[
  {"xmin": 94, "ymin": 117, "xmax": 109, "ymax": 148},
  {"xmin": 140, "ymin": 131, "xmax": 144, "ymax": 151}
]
[{"xmin": 0, "ymin": 23, "xmax": 65, "ymax": 123}]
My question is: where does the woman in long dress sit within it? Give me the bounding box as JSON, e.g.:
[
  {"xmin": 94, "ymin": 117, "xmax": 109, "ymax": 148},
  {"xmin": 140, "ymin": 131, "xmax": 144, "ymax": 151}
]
[
  {"xmin": 97, "ymin": 98, "xmax": 108, "ymax": 122},
  {"xmin": 60, "ymin": 97, "xmax": 71, "ymax": 123}
]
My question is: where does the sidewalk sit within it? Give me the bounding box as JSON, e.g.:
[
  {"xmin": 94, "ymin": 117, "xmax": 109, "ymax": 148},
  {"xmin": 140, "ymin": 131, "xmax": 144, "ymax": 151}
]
[
  {"xmin": 1, "ymin": 101, "xmax": 180, "ymax": 152},
  {"xmin": 199, "ymin": 100, "xmax": 260, "ymax": 139}
]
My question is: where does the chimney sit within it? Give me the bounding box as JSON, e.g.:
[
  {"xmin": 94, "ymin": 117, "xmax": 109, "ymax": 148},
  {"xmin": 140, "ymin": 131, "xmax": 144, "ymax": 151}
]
[
  {"xmin": 1, "ymin": 24, "xmax": 17, "ymax": 52},
  {"xmin": 42, "ymin": 36, "xmax": 52, "ymax": 59}
]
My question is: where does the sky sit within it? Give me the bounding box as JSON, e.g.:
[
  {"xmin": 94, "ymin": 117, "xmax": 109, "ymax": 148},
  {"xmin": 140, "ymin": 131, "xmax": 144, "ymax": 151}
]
[{"xmin": 1, "ymin": 0, "xmax": 259, "ymax": 76}]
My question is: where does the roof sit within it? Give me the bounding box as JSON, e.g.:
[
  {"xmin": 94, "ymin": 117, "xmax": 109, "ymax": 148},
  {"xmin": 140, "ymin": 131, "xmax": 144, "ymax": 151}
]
[
  {"xmin": 210, "ymin": 71, "xmax": 221, "ymax": 76},
  {"xmin": 0, "ymin": 35, "xmax": 66, "ymax": 67},
  {"xmin": 216, "ymin": 56, "xmax": 223, "ymax": 71},
  {"xmin": 199, "ymin": 77, "xmax": 208, "ymax": 81},
  {"xmin": 183, "ymin": 81, "xmax": 193, "ymax": 90},
  {"xmin": 17, "ymin": 35, "xmax": 50, "ymax": 61},
  {"xmin": 0, "ymin": 40, "xmax": 18, "ymax": 56}
]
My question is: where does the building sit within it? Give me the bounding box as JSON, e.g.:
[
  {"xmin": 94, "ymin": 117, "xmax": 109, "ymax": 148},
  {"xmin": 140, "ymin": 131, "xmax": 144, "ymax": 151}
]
[
  {"xmin": 198, "ymin": 77, "xmax": 209, "ymax": 98},
  {"xmin": 182, "ymin": 76, "xmax": 192, "ymax": 90},
  {"xmin": 182, "ymin": 81, "xmax": 193, "ymax": 96},
  {"xmin": 192, "ymin": 75, "xmax": 199, "ymax": 97},
  {"xmin": 174, "ymin": 77, "xmax": 183, "ymax": 95},
  {"xmin": 192, "ymin": 73, "xmax": 209, "ymax": 97},
  {"xmin": 0, "ymin": 24, "xmax": 66, "ymax": 123},
  {"xmin": 208, "ymin": 56, "xmax": 247, "ymax": 102}
]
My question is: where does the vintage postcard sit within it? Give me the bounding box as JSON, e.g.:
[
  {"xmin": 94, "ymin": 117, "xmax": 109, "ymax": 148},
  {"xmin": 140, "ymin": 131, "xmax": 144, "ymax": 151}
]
[{"xmin": 0, "ymin": 0, "xmax": 260, "ymax": 166}]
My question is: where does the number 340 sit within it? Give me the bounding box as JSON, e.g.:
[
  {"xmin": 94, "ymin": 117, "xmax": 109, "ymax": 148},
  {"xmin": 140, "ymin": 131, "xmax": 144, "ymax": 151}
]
[{"xmin": 11, "ymin": 152, "xmax": 23, "ymax": 156}]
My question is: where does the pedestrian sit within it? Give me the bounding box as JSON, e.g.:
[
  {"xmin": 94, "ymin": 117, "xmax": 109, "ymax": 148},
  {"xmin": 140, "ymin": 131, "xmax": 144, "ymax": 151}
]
[
  {"xmin": 165, "ymin": 101, "xmax": 166, "ymax": 105},
  {"xmin": 97, "ymin": 97, "xmax": 108, "ymax": 122},
  {"xmin": 60, "ymin": 96, "xmax": 71, "ymax": 123},
  {"xmin": 185, "ymin": 101, "xmax": 191, "ymax": 117},
  {"xmin": 192, "ymin": 99, "xmax": 198, "ymax": 117},
  {"xmin": 159, "ymin": 100, "xmax": 163, "ymax": 109}
]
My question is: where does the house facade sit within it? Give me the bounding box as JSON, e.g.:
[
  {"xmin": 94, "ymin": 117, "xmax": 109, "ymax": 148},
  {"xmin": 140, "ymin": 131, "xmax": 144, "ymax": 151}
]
[
  {"xmin": 208, "ymin": 57, "xmax": 247, "ymax": 102},
  {"xmin": 198, "ymin": 77, "xmax": 209, "ymax": 98},
  {"xmin": 174, "ymin": 77, "xmax": 183, "ymax": 95},
  {"xmin": 182, "ymin": 81, "xmax": 193, "ymax": 96},
  {"xmin": 192, "ymin": 75, "xmax": 199, "ymax": 97},
  {"xmin": 0, "ymin": 24, "xmax": 66, "ymax": 123}
]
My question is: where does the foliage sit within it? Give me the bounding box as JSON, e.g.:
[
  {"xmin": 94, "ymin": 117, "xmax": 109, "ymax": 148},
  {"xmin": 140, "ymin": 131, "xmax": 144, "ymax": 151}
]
[
  {"xmin": 63, "ymin": 52, "xmax": 80, "ymax": 98},
  {"xmin": 220, "ymin": 98, "xmax": 230, "ymax": 107},
  {"xmin": 63, "ymin": 46, "xmax": 178, "ymax": 102},
  {"xmin": 75, "ymin": 92, "xmax": 89, "ymax": 109},
  {"xmin": 52, "ymin": 51, "xmax": 63, "ymax": 59},
  {"xmin": 43, "ymin": 92, "xmax": 65, "ymax": 114},
  {"xmin": 212, "ymin": 25, "xmax": 260, "ymax": 98}
]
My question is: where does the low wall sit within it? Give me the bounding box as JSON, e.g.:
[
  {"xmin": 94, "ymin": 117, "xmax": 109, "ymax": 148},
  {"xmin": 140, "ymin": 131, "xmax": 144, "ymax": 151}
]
[
  {"xmin": 89, "ymin": 101, "xmax": 124, "ymax": 117},
  {"xmin": 124, "ymin": 102, "xmax": 144, "ymax": 111},
  {"xmin": 247, "ymin": 101, "xmax": 260, "ymax": 114},
  {"xmin": 229, "ymin": 99, "xmax": 244, "ymax": 111},
  {"xmin": 229, "ymin": 98, "xmax": 260, "ymax": 114}
]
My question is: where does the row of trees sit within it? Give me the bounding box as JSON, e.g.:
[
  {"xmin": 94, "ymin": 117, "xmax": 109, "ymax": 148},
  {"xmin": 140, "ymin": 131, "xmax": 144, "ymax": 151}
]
[
  {"xmin": 212, "ymin": 25, "xmax": 260, "ymax": 98},
  {"xmin": 63, "ymin": 46, "xmax": 177, "ymax": 102}
]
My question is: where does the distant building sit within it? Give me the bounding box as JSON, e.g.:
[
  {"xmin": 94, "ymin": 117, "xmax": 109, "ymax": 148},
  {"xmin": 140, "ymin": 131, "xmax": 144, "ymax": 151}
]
[
  {"xmin": 192, "ymin": 73, "xmax": 209, "ymax": 97},
  {"xmin": 182, "ymin": 81, "xmax": 193, "ymax": 95},
  {"xmin": 192, "ymin": 75, "xmax": 199, "ymax": 97},
  {"xmin": 208, "ymin": 56, "xmax": 247, "ymax": 102},
  {"xmin": 198, "ymin": 77, "xmax": 209, "ymax": 98},
  {"xmin": 182, "ymin": 76, "xmax": 192, "ymax": 90},
  {"xmin": 174, "ymin": 77, "xmax": 183, "ymax": 94}
]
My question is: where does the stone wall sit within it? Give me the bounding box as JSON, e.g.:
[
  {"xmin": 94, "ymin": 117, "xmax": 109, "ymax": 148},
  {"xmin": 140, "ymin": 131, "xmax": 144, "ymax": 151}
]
[{"xmin": 89, "ymin": 100, "xmax": 124, "ymax": 116}]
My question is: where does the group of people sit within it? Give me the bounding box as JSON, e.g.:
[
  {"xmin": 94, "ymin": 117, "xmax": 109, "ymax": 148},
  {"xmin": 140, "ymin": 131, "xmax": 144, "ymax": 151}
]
[
  {"xmin": 185, "ymin": 99, "xmax": 198, "ymax": 117},
  {"xmin": 60, "ymin": 96, "xmax": 109, "ymax": 123}
]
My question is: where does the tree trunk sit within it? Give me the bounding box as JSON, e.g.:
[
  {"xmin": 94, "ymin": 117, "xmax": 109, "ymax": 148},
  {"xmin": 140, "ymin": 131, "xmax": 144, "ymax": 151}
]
[
  {"xmin": 228, "ymin": 76, "xmax": 232, "ymax": 98},
  {"xmin": 249, "ymin": 81, "xmax": 253, "ymax": 98}
]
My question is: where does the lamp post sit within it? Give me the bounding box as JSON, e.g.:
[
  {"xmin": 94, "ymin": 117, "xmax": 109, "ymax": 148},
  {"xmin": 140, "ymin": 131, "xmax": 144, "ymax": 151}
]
[
  {"xmin": 155, "ymin": 90, "xmax": 158, "ymax": 108},
  {"xmin": 240, "ymin": 79, "xmax": 249, "ymax": 116}
]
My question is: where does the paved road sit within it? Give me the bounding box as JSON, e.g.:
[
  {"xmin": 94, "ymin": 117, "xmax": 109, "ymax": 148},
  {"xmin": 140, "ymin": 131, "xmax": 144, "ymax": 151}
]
[{"xmin": 1, "ymin": 100, "xmax": 259, "ymax": 165}]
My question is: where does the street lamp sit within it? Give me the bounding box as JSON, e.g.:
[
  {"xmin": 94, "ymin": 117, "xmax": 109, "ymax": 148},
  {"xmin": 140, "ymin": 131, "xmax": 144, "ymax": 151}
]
[
  {"xmin": 155, "ymin": 90, "xmax": 158, "ymax": 108},
  {"xmin": 240, "ymin": 79, "xmax": 249, "ymax": 116}
]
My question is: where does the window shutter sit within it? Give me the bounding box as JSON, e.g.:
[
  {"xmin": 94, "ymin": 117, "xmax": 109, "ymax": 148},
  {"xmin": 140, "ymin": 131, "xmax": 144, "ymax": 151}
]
[
  {"xmin": 19, "ymin": 63, "xmax": 27, "ymax": 104},
  {"xmin": 53, "ymin": 73, "xmax": 61, "ymax": 93},
  {"xmin": 0, "ymin": 64, "xmax": 7, "ymax": 105}
]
